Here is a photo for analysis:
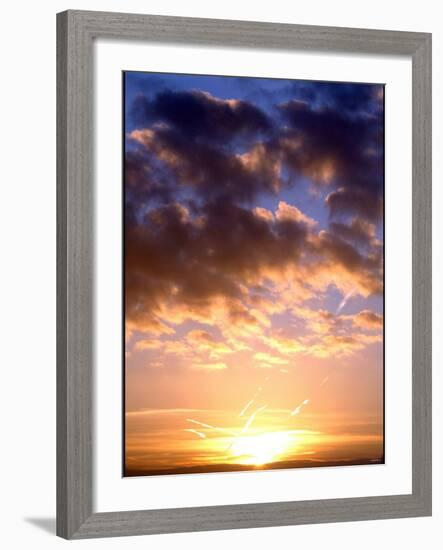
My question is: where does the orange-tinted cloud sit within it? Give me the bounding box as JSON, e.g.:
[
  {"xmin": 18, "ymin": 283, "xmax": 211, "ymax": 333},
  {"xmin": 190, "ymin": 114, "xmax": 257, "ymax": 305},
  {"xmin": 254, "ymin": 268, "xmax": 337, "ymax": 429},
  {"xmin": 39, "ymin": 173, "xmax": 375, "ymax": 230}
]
[
  {"xmin": 125, "ymin": 196, "xmax": 382, "ymax": 343},
  {"xmin": 353, "ymin": 309, "xmax": 383, "ymax": 330}
]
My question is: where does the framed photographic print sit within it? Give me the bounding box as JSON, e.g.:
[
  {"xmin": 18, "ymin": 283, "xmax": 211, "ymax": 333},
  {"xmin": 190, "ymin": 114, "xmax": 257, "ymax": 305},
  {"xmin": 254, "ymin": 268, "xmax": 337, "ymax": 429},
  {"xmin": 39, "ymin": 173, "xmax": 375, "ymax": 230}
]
[{"xmin": 57, "ymin": 10, "xmax": 432, "ymax": 539}]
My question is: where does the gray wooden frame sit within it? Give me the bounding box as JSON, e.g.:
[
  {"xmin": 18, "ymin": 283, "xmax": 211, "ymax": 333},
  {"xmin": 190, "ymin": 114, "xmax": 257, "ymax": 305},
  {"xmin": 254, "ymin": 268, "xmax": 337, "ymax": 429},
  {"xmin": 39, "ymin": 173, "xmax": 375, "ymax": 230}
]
[{"xmin": 57, "ymin": 9, "xmax": 432, "ymax": 539}]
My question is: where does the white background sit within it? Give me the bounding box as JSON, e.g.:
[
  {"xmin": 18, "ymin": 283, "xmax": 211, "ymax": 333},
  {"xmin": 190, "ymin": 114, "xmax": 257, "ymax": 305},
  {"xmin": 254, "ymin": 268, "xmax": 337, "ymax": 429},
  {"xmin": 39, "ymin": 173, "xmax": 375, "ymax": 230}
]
[
  {"xmin": 0, "ymin": 0, "xmax": 441, "ymax": 549},
  {"xmin": 95, "ymin": 41, "xmax": 412, "ymax": 512}
]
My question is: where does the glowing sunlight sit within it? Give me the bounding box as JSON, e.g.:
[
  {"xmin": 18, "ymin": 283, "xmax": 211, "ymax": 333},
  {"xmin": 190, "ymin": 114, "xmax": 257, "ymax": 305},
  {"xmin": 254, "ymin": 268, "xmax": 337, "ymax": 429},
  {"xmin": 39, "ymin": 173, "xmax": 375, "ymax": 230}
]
[{"xmin": 229, "ymin": 431, "xmax": 295, "ymax": 466}]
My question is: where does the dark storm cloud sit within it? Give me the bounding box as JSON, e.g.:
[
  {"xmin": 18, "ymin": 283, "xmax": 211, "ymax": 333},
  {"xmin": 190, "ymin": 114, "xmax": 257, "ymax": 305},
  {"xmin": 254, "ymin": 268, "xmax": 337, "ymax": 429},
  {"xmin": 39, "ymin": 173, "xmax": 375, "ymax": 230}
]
[
  {"xmin": 127, "ymin": 83, "xmax": 383, "ymax": 217},
  {"xmin": 329, "ymin": 218, "xmax": 377, "ymax": 249},
  {"xmin": 125, "ymin": 199, "xmax": 383, "ymax": 332},
  {"xmin": 278, "ymin": 98, "xmax": 383, "ymax": 220},
  {"xmin": 125, "ymin": 201, "xmax": 310, "ymax": 323},
  {"xmin": 280, "ymin": 101, "xmax": 383, "ymax": 194},
  {"xmin": 315, "ymin": 230, "xmax": 382, "ymax": 283},
  {"xmin": 326, "ymin": 188, "xmax": 383, "ymax": 222},
  {"xmin": 124, "ymin": 79, "xmax": 384, "ymax": 333},
  {"xmin": 125, "ymin": 149, "xmax": 177, "ymax": 214},
  {"xmin": 289, "ymin": 81, "xmax": 383, "ymax": 116},
  {"xmin": 129, "ymin": 126, "xmax": 281, "ymax": 203},
  {"xmin": 130, "ymin": 89, "xmax": 273, "ymax": 144}
]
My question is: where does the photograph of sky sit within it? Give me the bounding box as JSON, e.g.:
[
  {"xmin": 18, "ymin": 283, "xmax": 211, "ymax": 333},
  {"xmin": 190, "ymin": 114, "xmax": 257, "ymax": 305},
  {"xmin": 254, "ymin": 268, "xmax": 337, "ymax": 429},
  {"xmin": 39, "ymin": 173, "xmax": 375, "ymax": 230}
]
[{"xmin": 124, "ymin": 71, "xmax": 384, "ymax": 477}]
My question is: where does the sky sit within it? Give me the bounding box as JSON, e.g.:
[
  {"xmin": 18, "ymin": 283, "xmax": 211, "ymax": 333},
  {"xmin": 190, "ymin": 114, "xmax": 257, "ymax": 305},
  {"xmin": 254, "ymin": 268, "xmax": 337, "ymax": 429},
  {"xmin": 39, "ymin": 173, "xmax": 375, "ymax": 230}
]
[{"xmin": 124, "ymin": 71, "xmax": 384, "ymax": 476}]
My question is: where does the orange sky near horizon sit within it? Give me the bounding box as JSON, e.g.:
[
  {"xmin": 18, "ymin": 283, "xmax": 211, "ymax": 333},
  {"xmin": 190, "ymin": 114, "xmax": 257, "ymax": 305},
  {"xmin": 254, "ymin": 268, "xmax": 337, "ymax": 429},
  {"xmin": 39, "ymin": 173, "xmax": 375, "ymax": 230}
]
[
  {"xmin": 125, "ymin": 344, "xmax": 383, "ymax": 474},
  {"xmin": 125, "ymin": 407, "xmax": 383, "ymax": 475}
]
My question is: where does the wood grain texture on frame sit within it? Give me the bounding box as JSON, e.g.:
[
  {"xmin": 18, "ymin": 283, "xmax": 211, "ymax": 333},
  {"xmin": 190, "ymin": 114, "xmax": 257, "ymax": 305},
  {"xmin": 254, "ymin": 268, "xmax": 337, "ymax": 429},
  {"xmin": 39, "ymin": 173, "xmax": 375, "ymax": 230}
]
[{"xmin": 56, "ymin": 9, "xmax": 432, "ymax": 539}]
